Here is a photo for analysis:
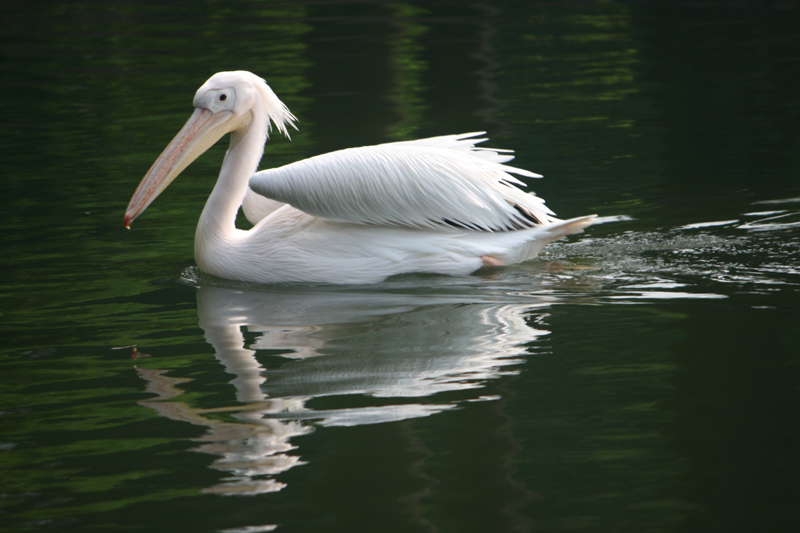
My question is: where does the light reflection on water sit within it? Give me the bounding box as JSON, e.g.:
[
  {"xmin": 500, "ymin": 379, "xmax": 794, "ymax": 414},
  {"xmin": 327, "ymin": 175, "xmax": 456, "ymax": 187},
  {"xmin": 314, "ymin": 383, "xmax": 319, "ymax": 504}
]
[
  {"xmin": 137, "ymin": 275, "xmax": 553, "ymax": 496},
  {"xmin": 128, "ymin": 203, "xmax": 798, "ymax": 500},
  {"xmin": 549, "ymin": 198, "xmax": 800, "ymax": 300},
  {"xmin": 1, "ymin": 205, "xmax": 796, "ymax": 529}
]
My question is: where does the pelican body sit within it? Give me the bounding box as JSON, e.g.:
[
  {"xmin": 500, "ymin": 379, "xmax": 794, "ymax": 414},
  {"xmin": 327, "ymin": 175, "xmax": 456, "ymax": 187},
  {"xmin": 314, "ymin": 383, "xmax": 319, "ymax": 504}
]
[{"xmin": 125, "ymin": 71, "xmax": 595, "ymax": 284}]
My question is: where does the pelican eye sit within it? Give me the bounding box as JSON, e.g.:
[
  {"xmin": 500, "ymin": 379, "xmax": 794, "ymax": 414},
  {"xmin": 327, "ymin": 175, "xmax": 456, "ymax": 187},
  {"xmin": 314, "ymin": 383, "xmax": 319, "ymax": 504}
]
[{"xmin": 219, "ymin": 94, "xmax": 228, "ymax": 101}]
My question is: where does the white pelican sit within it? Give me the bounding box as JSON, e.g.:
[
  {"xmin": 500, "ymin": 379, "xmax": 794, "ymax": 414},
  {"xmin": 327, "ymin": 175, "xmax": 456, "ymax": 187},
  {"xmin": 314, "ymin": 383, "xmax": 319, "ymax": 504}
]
[{"xmin": 125, "ymin": 71, "xmax": 595, "ymax": 284}]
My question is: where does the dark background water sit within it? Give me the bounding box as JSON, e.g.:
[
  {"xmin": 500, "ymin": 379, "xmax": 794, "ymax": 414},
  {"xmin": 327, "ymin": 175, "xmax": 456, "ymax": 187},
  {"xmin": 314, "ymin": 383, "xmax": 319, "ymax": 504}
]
[{"xmin": 1, "ymin": 1, "xmax": 799, "ymax": 532}]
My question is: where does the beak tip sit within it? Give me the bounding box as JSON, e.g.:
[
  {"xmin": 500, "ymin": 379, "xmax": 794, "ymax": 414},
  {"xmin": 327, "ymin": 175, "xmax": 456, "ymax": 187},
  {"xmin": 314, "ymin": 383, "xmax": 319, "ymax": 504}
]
[{"xmin": 124, "ymin": 213, "xmax": 132, "ymax": 229}]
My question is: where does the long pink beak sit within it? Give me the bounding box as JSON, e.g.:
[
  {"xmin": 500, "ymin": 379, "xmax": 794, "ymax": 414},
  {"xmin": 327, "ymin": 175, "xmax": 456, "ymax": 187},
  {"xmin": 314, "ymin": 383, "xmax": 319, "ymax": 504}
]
[{"xmin": 125, "ymin": 108, "xmax": 231, "ymax": 228}]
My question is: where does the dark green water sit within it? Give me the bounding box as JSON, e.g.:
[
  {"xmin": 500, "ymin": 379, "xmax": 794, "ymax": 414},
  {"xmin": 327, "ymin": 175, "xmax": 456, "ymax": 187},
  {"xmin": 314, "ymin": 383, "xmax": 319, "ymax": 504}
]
[{"xmin": 1, "ymin": 1, "xmax": 799, "ymax": 532}]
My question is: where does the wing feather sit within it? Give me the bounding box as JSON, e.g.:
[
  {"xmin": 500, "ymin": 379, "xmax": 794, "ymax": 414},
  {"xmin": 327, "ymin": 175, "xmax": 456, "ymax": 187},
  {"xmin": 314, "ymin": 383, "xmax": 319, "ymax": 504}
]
[{"xmin": 248, "ymin": 133, "xmax": 556, "ymax": 231}]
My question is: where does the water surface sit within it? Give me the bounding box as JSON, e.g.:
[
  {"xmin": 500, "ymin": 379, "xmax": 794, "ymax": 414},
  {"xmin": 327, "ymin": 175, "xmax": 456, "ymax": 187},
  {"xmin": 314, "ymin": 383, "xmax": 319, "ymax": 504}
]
[{"xmin": 1, "ymin": 1, "xmax": 799, "ymax": 532}]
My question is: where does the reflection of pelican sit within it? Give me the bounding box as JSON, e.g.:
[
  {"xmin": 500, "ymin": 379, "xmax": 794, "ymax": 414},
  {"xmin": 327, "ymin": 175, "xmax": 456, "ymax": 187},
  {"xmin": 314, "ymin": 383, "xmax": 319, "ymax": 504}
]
[
  {"xmin": 137, "ymin": 281, "xmax": 552, "ymax": 495},
  {"xmin": 137, "ymin": 366, "xmax": 308, "ymax": 496},
  {"xmin": 196, "ymin": 283, "xmax": 551, "ymax": 404},
  {"xmin": 125, "ymin": 70, "xmax": 595, "ymax": 283}
]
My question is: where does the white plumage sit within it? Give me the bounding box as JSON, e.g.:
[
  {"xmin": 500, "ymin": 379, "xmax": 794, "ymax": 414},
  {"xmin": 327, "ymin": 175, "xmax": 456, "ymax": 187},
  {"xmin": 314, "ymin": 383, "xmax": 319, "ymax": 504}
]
[
  {"xmin": 249, "ymin": 134, "xmax": 553, "ymax": 231},
  {"xmin": 125, "ymin": 71, "xmax": 595, "ymax": 284}
]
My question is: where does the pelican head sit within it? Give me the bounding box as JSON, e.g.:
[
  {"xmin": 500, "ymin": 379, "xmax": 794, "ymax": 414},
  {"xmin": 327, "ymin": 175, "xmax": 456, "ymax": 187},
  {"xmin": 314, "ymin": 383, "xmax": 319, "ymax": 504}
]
[{"xmin": 124, "ymin": 71, "xmax": 296, "ymax": 228}]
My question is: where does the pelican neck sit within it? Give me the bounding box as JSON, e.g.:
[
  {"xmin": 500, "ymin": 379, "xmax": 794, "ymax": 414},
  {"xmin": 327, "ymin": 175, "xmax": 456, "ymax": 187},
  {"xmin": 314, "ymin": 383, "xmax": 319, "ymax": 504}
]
[{"xmin": 196, "ymin": 111, "xmax": 267, "ymax": 241}]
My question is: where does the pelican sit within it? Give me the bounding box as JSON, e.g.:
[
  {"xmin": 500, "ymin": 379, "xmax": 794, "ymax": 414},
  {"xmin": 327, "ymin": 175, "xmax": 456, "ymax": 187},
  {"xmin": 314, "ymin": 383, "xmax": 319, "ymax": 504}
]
[{"xmin": 125, "ymin": 71, "xmax": 595, "ymax": 284}]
